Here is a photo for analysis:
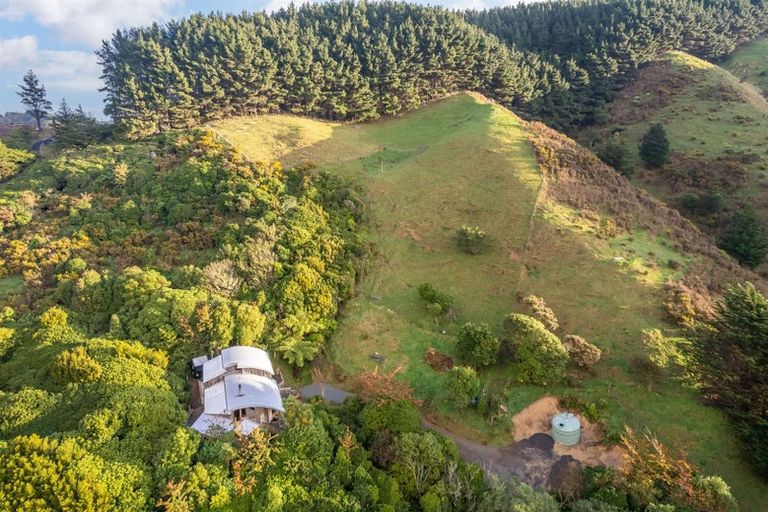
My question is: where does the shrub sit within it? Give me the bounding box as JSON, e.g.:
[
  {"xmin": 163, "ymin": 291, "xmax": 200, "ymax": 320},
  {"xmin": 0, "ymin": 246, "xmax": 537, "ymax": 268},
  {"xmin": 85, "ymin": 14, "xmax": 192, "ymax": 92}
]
[
  {"xmin": 690, "ymin": 475, "xmax": 738, "ymax": 512},
  {"xmin": 456, "ymin": 225, "xmax": 488, "ymax": 255},
  {"xmin": 444, "ymin": 366, "xmax": 480, "ymax": 408},
  {"xmin": 456, "ymin": 322, "xmax": 500, "ymax": 367},
  {"xmin": 640, "ymin": 329, "xmax": 689, "ymax": 370},
  {"xmin": 360, "ymin": 399, "xmax": 420, "ymax": 439},
  {"xmin": 639, "ymin": 123, "xmax": 670, "ymax": 168},
  {"xmin": 630, "ymin": 356, "xmax": 662, "ymax": 388},
  {"xmin": 417, "ymin": 282, "xmax": 454, "ymax": 315},
  {"xmin": 522, "ymin": 295, "xmax": 559, "ymax": 332},
  {"xmin": 502, "ymin": 314, "xmax": 568, "ymax": 385},
  {"xmin": 562, "ymin": 335, "xmax": 602, "ymax": 369},
  {"xmin": 202, "ymin": 259, "xmax": 243, "ymax": 297},
  {"xmin": 50, "ymin": 346, "xmax": 103, "ymax": 385}
]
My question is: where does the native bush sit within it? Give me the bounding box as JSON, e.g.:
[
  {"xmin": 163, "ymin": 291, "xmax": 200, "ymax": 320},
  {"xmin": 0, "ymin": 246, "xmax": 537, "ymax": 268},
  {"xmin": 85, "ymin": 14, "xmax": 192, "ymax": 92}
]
[
  {"xmin": 444, "ymin": 366, "xmax": 480, "ymax": 408},
  {"xmin": 502, "ymin": 313, "xmax": 569, "ymax": 385},
  {"xmin": 456, "ymin": 322, "xmax": 500, "ymax": 367},
  {"xmin": 50, "ymin": 346, "xmax": 103, "ymax": 385}
]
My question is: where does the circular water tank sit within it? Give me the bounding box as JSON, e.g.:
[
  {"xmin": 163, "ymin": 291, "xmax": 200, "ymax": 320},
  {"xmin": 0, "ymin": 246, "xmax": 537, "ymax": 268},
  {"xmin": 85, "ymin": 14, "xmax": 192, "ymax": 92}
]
[{"xmin": 551, "ymin": 412, "xmax": 581, "ymax": 446}]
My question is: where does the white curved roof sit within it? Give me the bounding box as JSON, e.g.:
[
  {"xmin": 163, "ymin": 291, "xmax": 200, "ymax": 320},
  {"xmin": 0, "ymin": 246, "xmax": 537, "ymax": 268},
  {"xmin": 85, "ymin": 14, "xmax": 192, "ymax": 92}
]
[
  {"xmin": 201, "ymin": 373, "xmax": 284, "ymax": 416},
  {"xmin": 225, "ymin": 373, "xmax": 284, "ymax": 412},
  {"xmin": 202, "ymin": 346, "xmax": 275, "ymax": 382}
]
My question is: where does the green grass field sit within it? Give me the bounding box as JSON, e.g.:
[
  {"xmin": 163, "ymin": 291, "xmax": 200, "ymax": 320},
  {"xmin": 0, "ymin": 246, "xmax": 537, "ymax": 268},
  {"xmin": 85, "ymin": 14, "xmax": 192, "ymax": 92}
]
[
  {"xmin": 212, "ymin": 93, "xmax": 768, "ymax": 509},
  {"xmin": 583, "ymin": 51, "xmax": 768, "ymax": 164},
  {"xmin": 722, "ymin": 36, "xmax": 768, "ymax": 92}
]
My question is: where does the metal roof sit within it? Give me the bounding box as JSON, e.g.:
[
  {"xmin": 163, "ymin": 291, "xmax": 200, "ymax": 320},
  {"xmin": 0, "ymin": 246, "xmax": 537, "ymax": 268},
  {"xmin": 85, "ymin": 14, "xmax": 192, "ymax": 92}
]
[
  {"xmin": 201, "ymin": 346, "xmax": 275, "ymax": 382},
  {"xmin": 202, "ymin": 373, "xmax": 284, "ymax": 415}
]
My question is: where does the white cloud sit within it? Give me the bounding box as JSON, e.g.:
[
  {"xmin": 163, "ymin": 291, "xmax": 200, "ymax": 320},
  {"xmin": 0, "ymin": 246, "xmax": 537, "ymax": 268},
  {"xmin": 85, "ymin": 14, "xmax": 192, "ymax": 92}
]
[
  {"xmin": 0, "ymin": 35, "xmax": 37, "ymax": 67},
  {"xmin": 1, "ymin": 35, "xmax": 102, "ymax": 93},
  {"xmin": 0, "ymin": 0, "xmax": 183, "ymax": 47}
]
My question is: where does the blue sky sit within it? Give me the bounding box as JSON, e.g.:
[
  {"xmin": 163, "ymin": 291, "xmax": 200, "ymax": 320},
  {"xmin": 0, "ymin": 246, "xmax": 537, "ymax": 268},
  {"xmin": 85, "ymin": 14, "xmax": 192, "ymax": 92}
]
[{"xmin": 0, "ymin": 0, "xmax": 516, "ymax": 119}]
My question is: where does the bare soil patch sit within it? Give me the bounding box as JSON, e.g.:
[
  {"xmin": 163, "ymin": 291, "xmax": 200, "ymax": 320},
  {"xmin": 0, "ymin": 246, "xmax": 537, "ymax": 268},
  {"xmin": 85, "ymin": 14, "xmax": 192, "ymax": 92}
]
[
  {"xmin": 511, "ymin": 395, "xmax": 626, "ymax": 469},
  {"xmin": 424, "ymin": 347, "xmax": 454, "ymax": 372}
]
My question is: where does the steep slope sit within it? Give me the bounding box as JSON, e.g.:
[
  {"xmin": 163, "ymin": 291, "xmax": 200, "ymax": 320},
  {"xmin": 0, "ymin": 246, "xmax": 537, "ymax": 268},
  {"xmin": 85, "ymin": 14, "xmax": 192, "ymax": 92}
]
[
  {"xmin": 579, "ymin": 51, "xmax": 768, "ymax": 245},
  {"xmin": 212, "ymin": 92, "xmax": 768, "ymax": 509},
  {"xmin": 722, "ymin": 36, "xmax": 768, "ymax": 93}
]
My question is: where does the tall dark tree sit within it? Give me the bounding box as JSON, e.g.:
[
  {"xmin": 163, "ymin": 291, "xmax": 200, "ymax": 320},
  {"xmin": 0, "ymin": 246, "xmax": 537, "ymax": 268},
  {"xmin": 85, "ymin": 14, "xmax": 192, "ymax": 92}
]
[
  {"xmin": 17, "ymin": 70, "xmax": 52, "ymax": 131},
  {"xmin": 691, "ymin": 282, "xmax": 768, "ymax": 477},
  {"xmin": 52, "ymin": 100, "xmax": 106, "ymax": 148},
  {"xmin": 719, "ymin": 208, "xmax": 768, "ymax": 268},
  {"xmin": 598, "ymin": 132, "xmax": 634, "ymax": 177},
  {"xmin": 639, "ymin": 123, "xmax": 670, "ymax": 168}
]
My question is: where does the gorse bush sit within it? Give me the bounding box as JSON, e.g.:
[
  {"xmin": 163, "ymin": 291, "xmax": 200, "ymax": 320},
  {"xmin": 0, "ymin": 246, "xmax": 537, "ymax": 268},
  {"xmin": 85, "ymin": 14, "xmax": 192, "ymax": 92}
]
[
  {"xmin": 50, "ymin": 346, "xmax": 103, "ymax": 384},
  {"xmin": 562, "ymin": 335, "xmax": 602, "ymax": 370},
  {"xmin": 456, "ymin": 225, "xmax": 489, "ymax": 255},
  {"xmin": 522, "ymin": 295, "xmax": 559, "ymax": 332}
]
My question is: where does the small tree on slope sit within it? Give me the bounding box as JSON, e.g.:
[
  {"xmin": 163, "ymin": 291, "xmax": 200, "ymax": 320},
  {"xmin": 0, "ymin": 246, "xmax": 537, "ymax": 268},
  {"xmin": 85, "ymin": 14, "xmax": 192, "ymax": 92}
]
[
  {"xmin": 639, "ymin": 123, "xmax": 670, "ymax": 168},
  {"xmin": 719, "ymin": 207, "xmax": 768, "ymax": 268}
]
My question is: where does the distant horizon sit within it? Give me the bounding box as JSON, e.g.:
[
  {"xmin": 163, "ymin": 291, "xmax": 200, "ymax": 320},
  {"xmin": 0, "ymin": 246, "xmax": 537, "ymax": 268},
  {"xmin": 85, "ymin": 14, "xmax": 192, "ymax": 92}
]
[{"xmin": 0, "ymin": 0, "xmax": 526, "ymax": 120}]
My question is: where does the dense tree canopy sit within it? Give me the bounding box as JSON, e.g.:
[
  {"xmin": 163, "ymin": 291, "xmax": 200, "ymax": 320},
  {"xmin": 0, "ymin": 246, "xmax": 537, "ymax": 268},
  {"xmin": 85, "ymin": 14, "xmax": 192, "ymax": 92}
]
[
  {"xmin": 467, "ymin": 0, "xmax": 768, "ymax": 127},
  {"xmin": 691, "ymin": 283, "xmax": 768, "ymax": 478},
  {"xmin": 97, "ymin": 2, "xmax": 564, "ymax": 137}
]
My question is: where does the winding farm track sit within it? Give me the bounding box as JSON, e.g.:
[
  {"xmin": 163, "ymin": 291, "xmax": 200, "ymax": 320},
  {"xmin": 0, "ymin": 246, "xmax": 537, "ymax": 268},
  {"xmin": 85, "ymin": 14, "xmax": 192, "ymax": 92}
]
[{"xmin": 421, "ymin": 416, "xmax": 511, "ymax": 476}]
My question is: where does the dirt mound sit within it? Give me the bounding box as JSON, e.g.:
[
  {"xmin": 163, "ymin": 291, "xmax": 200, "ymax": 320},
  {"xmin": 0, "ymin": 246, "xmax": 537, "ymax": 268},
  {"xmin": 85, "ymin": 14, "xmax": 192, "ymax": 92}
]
[{"xmin": 424, "ymin": 347, "xmax": 454, "ymax": 372}]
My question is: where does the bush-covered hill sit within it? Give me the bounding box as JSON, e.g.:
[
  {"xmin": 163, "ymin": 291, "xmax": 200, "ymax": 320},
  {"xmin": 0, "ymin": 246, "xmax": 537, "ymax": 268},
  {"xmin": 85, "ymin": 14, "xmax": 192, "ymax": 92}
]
[
  {"xmin": 578, "ymin": 51, "xmax": 768, "ymax": 265},
  {"xmin": 213, "ymin": 92, "xmax": 768, "ymax": 509}
]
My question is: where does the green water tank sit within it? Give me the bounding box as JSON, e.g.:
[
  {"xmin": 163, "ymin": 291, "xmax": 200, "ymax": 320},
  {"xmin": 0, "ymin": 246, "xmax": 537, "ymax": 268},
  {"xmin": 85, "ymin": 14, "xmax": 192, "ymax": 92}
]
[{"xmin": 551, "ymin": 412, "xmax": 581, "ymax": 446}]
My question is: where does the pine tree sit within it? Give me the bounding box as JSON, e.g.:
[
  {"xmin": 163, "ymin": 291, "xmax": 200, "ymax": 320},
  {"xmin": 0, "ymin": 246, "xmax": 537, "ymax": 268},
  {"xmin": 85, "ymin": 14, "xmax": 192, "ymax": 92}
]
[
  {"xmin": 719, "ymin": 208, "xmax": 768, "ymax": 268},
  {"xmin": 639, "ymin": 123, "xmax": 670, "ymax": 168},
  {"xmin": 598, "ymin": 133, "xmax": 634, "ymax": 177},
  {"xmin": 17, "ymin": 70, "xmax": 52, "ymax": 131},
  {"xmin": 691, "ymin": 282, "xmax": 768, "ymax": 477}
]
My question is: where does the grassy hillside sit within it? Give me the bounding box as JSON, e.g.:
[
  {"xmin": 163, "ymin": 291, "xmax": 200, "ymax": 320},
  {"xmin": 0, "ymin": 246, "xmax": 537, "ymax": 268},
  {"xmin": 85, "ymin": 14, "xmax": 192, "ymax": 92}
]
[
  {"xmin": 722, "ymin": 36, "xmax": 768, "ymax": 92},
  {"xmin": 212, "ymin": 93, "xmax": 768, "ymax": 509},
  {"xmin": 579, "ymin": 51, "xmax": 768, "ymax": 244}
]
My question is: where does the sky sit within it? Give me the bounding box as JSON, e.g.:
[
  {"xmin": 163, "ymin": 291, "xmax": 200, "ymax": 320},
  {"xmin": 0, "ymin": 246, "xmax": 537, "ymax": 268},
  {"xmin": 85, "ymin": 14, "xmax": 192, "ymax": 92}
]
[{"xmin": 0, "ymin": 0, "xmax": 518, "ymax": 119}]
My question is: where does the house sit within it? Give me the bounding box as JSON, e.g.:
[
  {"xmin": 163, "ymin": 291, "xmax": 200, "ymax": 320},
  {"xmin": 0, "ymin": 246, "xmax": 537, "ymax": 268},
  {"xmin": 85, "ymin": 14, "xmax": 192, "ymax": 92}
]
[{"xmin": 189, "ymin": 346, "xmax": 286, "ymax": 435}]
